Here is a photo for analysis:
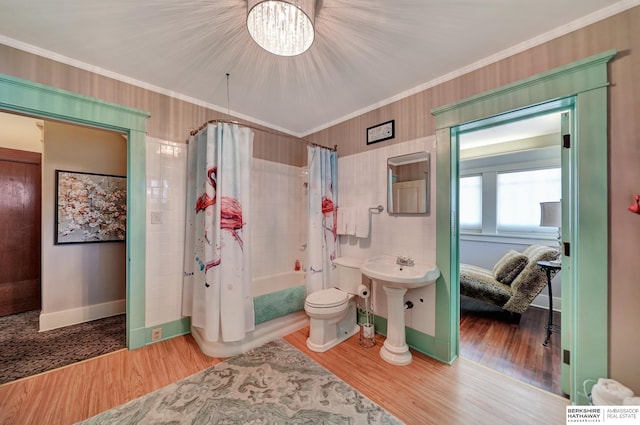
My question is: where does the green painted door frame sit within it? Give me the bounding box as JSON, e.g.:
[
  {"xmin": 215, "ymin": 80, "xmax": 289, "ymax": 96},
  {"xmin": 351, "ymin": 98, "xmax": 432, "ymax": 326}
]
[
  {"xmin": 0, "ymin": 74, "xmax": 150, "ymax": 349},
  {"xmin": 431, "ymin": 50, "xmax": 616, "ymax": 404}
]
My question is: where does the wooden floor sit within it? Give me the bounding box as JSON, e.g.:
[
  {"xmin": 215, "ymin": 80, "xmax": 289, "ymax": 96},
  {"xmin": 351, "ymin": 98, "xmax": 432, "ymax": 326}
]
[
  {"xmin": 0, "ymin": 327, "xmax": 568, "ymax": 425},
  {"xmin": 0, "ymin": 335, "xmax": 222, "ymax": 425},
  {"xmin": 460, "ymin": 295, "xmax": 564, "ymax": 397}
]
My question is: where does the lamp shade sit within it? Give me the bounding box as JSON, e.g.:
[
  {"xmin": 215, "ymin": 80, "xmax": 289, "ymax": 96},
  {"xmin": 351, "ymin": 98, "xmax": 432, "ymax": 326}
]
[
  {"xmin": 540, "ymin": 201, "xmax": 561, "ymax": 227},
  {"xmin": 247, "ymin": 0, "xmax": 316, "ymax": 56}
]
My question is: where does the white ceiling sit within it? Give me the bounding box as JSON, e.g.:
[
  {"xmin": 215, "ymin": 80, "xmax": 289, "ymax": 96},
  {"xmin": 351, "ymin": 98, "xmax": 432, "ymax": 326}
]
[
  {"xmin": 0, "ymin": 0, "xmax": 632, "ymax": 136},
  {"xmin": 460, "ymin": 112, "xmax": 562, "ymax": 149}
]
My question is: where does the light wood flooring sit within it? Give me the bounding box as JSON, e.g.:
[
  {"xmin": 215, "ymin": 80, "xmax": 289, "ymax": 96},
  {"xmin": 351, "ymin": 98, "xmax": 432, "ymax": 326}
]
[
  {"xmin": 460, "ymin": 295, "xmax": 564, "ymax": 397},
  {"xmin": 0, "ymin": 327, "xmax": 568, "ymax": 425}
]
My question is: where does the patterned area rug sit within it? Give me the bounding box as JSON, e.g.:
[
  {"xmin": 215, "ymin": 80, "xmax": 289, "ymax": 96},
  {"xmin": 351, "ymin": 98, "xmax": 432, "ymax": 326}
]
[
  {"xmin": 78, "ymin": 339, "xmax": 404, "ymax": 425},
  {"xmin": 0, "ymin": 310, "xmax": 126, "ymax": 385}
]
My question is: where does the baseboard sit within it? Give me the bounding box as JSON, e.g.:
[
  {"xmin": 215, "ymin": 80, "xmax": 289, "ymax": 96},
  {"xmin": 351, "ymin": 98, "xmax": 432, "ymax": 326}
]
[
  {"xmin": 530, "ymin": 294, "xmax": 562, "ymax": 312},
  {"xmin": 39, "ymin": 299, "xmax": 126, "ymax": 331},
  {"xmin": 144, "ymin": 317, "xmax": 192, "ymax": 346}
]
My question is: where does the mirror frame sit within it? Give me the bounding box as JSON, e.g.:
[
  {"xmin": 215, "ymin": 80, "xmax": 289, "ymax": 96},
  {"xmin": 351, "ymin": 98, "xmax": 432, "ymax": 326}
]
[{"xmin": 387, "ymin": 151, "xmax": 430, "ymax": 216}]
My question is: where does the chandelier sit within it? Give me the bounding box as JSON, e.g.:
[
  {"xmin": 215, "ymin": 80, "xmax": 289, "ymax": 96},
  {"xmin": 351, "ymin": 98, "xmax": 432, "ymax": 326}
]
[{"xmin": 247, "ymin": 0, "xmax": 316, "ymax": 56}]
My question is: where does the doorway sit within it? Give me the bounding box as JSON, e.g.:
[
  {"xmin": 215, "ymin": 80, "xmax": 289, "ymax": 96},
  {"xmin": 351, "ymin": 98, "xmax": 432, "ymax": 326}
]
[
  {"xmin": 432, "ymin": 50, "xmax": 614, "ymax": 404},
  {"xmin": 0, "ymin": 73, "xmax": 150, "ymax": 350},
  {"xmin": 455, "ymin": 107, "xmax": 567, "ymax": 396},
  {"xmin": 0, "ymin": 112, "xmax": 129, "ymax": 384},
  {"xmin": 0, "ymin": 147, "xmax": 41, "ymax": 316}
]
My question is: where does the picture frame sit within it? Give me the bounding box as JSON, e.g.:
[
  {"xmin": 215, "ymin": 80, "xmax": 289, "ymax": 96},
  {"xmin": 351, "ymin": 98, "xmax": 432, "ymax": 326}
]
[
  {"xmin": 55, "ymin": 170, "xmax": 127, "ymax": 244},
  {"xmin": 366, "ymin": 119, "xmax": 395, "ymax": 145}
]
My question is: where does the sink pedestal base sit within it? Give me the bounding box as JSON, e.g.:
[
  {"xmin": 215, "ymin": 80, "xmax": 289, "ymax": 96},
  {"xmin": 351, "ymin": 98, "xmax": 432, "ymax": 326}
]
[{"xmin": 379, "ymin": 286, "xmax": 413, "ymax": 366}]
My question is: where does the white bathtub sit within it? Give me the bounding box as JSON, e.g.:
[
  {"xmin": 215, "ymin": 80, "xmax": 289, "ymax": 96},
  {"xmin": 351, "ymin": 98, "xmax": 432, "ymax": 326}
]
[
  {"xmin": 252, "ymin": 270, "xmax": 304, "ymax": 296},
  {"xmin": 191, "ymin": 271, "xmax": 308, "ymax": 357}
]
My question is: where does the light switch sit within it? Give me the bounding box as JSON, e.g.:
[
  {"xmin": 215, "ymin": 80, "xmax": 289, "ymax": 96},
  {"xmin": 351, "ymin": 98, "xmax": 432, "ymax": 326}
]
[{"xmin": 150, "ymin": 211, "xmax": 163, "ymax": 224}]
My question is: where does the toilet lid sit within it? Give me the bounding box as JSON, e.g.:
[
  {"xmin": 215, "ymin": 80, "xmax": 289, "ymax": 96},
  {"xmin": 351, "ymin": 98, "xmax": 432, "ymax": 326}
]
[{"xmin": 306, "ymin": 288, "xmax": 348, "ymax": 308}]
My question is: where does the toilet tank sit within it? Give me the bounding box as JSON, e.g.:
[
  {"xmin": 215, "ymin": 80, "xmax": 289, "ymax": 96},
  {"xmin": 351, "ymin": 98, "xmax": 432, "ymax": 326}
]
[{"xmin": 331, "ymin": 257, "xmax": 363, "ymax": 294}]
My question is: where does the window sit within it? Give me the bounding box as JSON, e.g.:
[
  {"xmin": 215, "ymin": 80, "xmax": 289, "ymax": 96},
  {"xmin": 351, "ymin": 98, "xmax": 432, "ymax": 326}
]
[
  {"xmin": 460, "ymin": 175, "xmax": 482, "ymax": 230},
  {"xmin": 459, "ymin": 165, "xmax": 561, "ymax": 237},
  {"xmin": 496, "ymin": 168, "xmax": 561, "ymax": 232}
]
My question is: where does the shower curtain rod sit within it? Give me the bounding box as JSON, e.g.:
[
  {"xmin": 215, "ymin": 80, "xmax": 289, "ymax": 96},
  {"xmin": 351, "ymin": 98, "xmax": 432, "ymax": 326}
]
[{"xmin": 190, "ymin": 119, "xmax": 337, "ymax": 152}]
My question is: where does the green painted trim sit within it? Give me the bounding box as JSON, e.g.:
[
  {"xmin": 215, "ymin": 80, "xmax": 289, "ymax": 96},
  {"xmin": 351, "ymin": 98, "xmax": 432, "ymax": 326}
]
[
  {"xmin": 127, "ymin": 128, "xmax": 147, "ymax": 349},
  {"xmin": 129, "ymin": 326, "xmax": 147, "ymax": 349},
  {"xmin": 571, "ymin": 90, "xmax": 609, "ymax": 405},
  {"xmin": 373, "ymin": 315, "xmax": 387, "ymax": 336},
  {"xmin": 0, "ymin": 73, "xmax": 150, "ymax": 351},
  {"xmin": 433, "ymin": 50, "xmax": 616, "ymax": 130},
  {"xmin": 431, "ymin": 50, "xmax": 615, "ymax": 404},
  {"xmin": 145, "ymin": 318, "xmax": 192, "ymax": 345},
  {"xmin": 0, "ymin": 74, "xmax": 148, "ymax": 131},
  {"xmin": 434, "ymin": 127, "xmax": 458, "ymax": 363}
]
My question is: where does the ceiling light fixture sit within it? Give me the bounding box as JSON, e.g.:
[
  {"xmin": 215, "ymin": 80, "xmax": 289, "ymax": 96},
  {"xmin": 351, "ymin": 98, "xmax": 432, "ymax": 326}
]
[{"xmin": 247, "ymin": 0, "xmax": 316, "ymax": 57}]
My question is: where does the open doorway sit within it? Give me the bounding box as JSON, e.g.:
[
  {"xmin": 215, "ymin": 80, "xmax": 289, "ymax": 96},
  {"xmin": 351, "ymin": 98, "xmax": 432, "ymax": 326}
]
[
  {"xmin": 0, "ymin": 73, "xmax": 150, "ymax": 356},
  {"xmin": 456, "ymin": 110, "xmax": 565, "ymax": 396},
  {"xmin": 0, "ymin": 111, "xmax": 127, "ymax": 384},
  {"xmin": 433, "ymin": 51, "xmax": 613, "ymax": 404}
]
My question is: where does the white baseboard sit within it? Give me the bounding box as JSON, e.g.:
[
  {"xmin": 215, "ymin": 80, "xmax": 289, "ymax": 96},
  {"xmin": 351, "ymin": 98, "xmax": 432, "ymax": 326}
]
[
  {"xmin": 530, "ymin": 294, "xmax": 562, "ymax": 313},
  {"xmin": 39, "ymin": 299, "xmax": 126, "ymax": 331}
]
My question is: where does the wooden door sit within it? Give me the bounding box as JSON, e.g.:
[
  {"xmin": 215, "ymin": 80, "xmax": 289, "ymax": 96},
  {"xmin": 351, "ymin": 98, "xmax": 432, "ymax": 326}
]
[
  {"xmin": 0, "ymin": 147, "xmax": 41, "ymax": 316},
  {"xmin": 393, "ymin": 179, "xmax": 427, "ymax": 213}
]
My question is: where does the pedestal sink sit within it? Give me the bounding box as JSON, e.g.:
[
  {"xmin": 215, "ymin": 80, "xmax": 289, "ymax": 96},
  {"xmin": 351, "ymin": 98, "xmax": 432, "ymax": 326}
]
[{"xmin": 361, "ymin": 255, "xmax": 440, "ymax": 365}]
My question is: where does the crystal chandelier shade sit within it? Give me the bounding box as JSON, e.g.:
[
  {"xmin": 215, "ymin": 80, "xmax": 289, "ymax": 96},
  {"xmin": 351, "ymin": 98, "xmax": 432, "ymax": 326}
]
[{"xmin": 247, "ymin": 0, "xmax": 316, "ymax": 56}]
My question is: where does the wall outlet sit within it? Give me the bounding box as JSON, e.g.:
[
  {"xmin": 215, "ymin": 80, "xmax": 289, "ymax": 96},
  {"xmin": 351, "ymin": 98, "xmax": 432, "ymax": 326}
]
[{"xmin": 151, "ymin": 328, "xmax": 162, "ymax": 342}]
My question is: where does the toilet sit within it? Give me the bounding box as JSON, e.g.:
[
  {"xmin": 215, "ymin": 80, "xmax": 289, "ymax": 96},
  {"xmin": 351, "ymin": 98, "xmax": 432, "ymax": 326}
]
[{"xmin": 304, "ymin": 256, "xmax": 363, "ymax": 352}]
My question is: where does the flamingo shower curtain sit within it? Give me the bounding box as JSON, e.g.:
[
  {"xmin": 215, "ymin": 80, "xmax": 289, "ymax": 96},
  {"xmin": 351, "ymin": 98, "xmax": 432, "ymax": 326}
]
[
  {"xmin": 182, "ymin": 123, "xmax": 254, "ymax": 342},
  {"xmin": 306, "ymin": 146, "xmax": 338, "ymax": 295}
]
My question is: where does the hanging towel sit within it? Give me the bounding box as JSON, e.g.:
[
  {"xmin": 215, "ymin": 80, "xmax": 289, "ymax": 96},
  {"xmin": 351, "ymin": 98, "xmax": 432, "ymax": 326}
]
[
  {"xmin": 355, "ymin": 207, "xmax": 370, "ymax": 238},
  {"xmin": 345, "ymin": 207, "xmax": 357, "ymax": 235},
  {"xmin": 591, "ymin": 378, "xmax": 634, "ymax": 405},
  {"xmin": 623, "ymin": 397, "xmax": 640, "ymax": 406},
  {"xmin": 336, "ymin": 207, "xmax": 348, "ymax": 235}
]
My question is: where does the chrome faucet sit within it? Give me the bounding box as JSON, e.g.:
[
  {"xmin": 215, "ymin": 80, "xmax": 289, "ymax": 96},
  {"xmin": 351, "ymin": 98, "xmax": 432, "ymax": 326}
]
[{"xmin": 396, "ymin": 256, "xmax": 414, "ymax": 267}]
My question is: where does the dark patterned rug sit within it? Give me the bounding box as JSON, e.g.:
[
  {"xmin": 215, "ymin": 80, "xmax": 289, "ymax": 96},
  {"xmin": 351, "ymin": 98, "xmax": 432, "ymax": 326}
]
[
  {"xmin": 0, "ymin": 310, "xmax": 126, "ymax": 385},
  {"xmin": 78, "ymin": 339, "xmax": 404, "ymax": 425}
]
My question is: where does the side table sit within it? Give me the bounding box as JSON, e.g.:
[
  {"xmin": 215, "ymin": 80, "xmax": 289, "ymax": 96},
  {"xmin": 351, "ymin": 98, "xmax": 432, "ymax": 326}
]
[{"xmin": 536, "ymin": 260, "xmax": 561, "ymax": 346}]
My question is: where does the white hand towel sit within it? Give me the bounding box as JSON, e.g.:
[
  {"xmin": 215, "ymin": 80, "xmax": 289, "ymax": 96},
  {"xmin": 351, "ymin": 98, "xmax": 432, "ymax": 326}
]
[
  {"xmin": 336, "ymin": 207, "xmax": 348, "ymax": 235},
  {"xmin": 591, "ymin": 378, "xmax": 634, "ymax": 405},
  {"xmin": 355, "ymin": 207, "xmax": 370, "ymax": 238},
  {"xmin": 345, "ymin": 207, "xmax": 356, "ymax": 235},
  {"xmin": 623, "ymin": 397, "xmax": 640, "ymax": 406}
]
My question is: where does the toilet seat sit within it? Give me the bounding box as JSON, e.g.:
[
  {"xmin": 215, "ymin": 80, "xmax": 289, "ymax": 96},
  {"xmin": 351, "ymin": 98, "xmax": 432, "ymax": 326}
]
[{"xmin": 305, "ymin": 288, "xmax": 348, "ymax": 308}]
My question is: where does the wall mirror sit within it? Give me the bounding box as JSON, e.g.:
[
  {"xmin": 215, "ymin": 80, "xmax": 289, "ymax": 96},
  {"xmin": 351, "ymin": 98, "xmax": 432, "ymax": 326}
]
[{"xmin": 387, "ymin": 151, "xmax": 430, "ymax": 215}]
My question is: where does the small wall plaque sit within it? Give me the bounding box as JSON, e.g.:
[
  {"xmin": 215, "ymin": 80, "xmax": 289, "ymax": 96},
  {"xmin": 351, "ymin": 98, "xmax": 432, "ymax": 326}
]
[{"xmin": 367, "ymin": 120, "xmax": 395, "ymax": 145}]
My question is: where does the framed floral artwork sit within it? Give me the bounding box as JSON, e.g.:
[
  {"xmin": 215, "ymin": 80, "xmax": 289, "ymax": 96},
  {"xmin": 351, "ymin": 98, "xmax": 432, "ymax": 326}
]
[{"xmin": 55, "ymin": 170, "xmax": 127, "ymax": 244}]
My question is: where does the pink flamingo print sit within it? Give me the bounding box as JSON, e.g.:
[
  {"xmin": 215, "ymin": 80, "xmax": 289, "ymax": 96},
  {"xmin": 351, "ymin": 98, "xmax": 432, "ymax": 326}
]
[{"xmin": 194, "ymin": 166, "xmax": 245, "ymax": 279}]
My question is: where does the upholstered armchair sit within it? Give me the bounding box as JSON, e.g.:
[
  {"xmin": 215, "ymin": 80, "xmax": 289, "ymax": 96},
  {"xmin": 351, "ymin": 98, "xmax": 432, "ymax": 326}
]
[{"xmin": 459, "ymin": 245, "xmax": 559, "ymax": 322}]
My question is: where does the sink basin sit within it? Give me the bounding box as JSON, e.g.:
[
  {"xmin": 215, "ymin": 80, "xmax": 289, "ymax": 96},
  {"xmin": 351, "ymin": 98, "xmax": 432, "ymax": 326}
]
[{"xmin": 361, "ymin": 255, "xmax": 440, "ymax": 289}]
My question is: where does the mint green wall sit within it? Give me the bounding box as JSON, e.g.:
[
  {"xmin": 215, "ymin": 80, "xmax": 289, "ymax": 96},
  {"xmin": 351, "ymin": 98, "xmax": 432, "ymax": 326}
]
[
  {"xmin": 432, "ymin": 50, "xmax": 615, "ymax": 404},
  {"xmin": 0, "ymin": 74, "xmax": 150, "ymax": 349}
]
